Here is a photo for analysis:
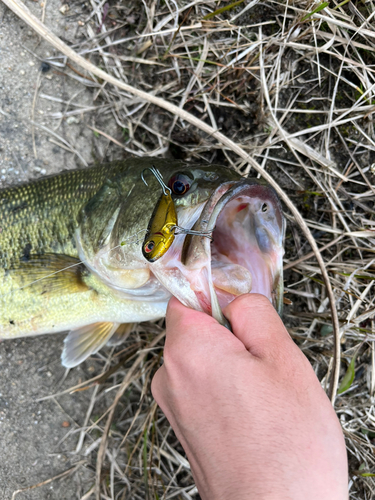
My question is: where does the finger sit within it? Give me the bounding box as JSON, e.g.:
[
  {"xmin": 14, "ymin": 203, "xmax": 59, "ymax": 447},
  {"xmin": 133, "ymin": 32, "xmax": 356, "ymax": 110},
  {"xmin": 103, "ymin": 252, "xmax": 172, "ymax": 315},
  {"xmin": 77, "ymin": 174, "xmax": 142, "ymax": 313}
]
[
  {"xmin": 166, "ymin": 296, "xmax": 229, "ymax": 342},
  {"xmin": 166, "ymin": 297, "xmax": 218, "ymax": 334},
  {"xmin": 224, "ymin": 293, "xmax": 293, "ymax": 358},
  {"xmin": 164, "ymin": 297, "xmax": 244, "ymax": 362}
]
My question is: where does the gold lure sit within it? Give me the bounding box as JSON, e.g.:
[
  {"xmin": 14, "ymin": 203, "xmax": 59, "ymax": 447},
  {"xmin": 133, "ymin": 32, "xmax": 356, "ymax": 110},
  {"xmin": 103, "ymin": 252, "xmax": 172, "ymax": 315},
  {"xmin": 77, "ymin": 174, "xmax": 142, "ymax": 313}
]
[
  {"xmin": 141, "ymin": 167, "xmax": 178, "ymax": 262},
  {"xmin": 141, "ymin": 166, "xmax": 214, "ymax": 262}
]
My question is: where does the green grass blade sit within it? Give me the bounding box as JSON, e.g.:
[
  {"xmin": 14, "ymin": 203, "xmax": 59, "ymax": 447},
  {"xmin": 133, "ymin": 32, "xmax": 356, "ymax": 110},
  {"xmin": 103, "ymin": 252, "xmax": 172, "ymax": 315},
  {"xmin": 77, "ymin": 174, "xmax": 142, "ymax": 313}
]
[
  {"xmin": 302, "ymin": 2, "xmax": 329, "ymax": 22},
  {"xmin": 203, "ymin": 0, "xmax": 245, "ymax": 20},
  {"xmin": 338, "ymin": 356, "xmax": 356, "ymax": 394},
  {"xmin": 143, "ymin": 427, "xmax": 149, "ymax": 495},
  {"xmin": 334, "ymin": 0, "xmax": 350, "ymax": 9}
]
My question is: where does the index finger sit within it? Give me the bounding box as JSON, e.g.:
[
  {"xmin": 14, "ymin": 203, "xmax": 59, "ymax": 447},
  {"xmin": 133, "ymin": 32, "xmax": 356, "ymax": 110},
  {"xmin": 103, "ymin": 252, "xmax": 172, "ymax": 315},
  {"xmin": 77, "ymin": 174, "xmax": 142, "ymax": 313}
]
[{"xmin": 164, "ymin": 297, "xmax": 245, "ymax": 361}]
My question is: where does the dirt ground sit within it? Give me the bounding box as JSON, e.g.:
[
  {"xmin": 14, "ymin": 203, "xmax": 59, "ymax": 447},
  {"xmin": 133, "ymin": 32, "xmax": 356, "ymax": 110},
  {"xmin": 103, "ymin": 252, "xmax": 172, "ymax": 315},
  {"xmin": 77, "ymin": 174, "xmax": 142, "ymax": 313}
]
[{"xmin": 0, "ymin": 2, "xmax": 102, "ymax": 499}]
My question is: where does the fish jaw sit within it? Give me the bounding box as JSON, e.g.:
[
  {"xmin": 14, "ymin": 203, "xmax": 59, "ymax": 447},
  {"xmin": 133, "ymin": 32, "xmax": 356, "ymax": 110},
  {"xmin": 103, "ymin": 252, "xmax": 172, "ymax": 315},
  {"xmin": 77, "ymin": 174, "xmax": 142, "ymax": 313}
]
[{"xmin": 149, "ymin": 180, "xmax": 285, "ymax": 316}]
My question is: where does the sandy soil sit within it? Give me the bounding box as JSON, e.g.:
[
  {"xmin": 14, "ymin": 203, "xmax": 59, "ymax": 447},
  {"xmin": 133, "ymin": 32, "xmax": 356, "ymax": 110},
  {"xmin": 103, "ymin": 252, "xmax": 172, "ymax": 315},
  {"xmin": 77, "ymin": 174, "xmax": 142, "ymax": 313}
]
[{"xmin": 0, "ymin": 2, "xmax": 102, "ymax": 498}]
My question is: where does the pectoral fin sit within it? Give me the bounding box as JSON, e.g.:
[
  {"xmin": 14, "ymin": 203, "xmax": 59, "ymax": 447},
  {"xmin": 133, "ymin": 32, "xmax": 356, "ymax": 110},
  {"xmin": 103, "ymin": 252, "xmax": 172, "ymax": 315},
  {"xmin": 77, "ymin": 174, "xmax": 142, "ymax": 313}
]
[
  {"xmin": 62, "ymin": 322, "xmax": 119, "ymax": 368},
  {"xmin": 11, "ymin": 254, "xmax": 89, "ymax": 295},
  {"xmin": 106, "ymin": 323, "xmax": 135, "ymax": 346}
]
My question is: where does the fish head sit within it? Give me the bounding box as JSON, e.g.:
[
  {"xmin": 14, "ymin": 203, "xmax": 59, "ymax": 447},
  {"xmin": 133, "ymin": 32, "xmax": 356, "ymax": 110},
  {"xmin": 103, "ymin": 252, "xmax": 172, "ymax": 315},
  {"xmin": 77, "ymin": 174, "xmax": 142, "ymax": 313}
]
[
  {"xmin": 76, "ymin": 160, "xmax": 238, "ymax": 299},
  {"xmin": 77, "ymin": 159, "xmax": 284, "ymax": 314}
]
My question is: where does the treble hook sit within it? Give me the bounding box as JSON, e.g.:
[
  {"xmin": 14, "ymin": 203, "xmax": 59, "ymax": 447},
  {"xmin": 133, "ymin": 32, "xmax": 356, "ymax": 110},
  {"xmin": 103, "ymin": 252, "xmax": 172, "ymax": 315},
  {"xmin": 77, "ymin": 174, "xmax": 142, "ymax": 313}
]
[{"xmin": 141, "ymin": 166, "xmax": 171, "ymax": 196}]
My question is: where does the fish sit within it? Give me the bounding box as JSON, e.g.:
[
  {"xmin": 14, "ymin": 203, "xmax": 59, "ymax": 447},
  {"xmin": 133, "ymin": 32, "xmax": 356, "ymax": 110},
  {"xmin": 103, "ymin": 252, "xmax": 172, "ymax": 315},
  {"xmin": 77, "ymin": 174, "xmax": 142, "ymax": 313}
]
[{"xmin": 0, "ymin": 158, "xmax": 285, "ymax": 367}]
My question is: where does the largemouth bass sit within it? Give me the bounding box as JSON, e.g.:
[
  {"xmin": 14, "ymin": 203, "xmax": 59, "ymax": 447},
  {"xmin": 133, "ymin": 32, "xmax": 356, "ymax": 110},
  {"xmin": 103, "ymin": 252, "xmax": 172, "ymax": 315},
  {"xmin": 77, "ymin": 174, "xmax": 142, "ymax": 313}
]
[{"xmin": 0, "ymin": 158, "xmax": 284, "ymax": 367}]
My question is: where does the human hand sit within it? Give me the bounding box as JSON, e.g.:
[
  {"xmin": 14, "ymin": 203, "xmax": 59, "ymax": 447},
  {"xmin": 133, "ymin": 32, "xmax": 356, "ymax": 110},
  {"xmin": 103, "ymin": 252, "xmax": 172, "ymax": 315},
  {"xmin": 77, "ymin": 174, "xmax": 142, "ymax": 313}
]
[{"xmin": 151, "ymin": 294, "xmax": 348, "ymax": 500}]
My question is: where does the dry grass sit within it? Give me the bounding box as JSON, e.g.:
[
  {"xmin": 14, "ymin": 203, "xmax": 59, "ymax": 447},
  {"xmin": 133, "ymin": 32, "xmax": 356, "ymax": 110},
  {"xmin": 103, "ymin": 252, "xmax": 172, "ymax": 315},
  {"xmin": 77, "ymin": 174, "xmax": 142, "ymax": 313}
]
[{"xmin": 5, "ymin": 0, "xmax": 375, "ymax": 498}]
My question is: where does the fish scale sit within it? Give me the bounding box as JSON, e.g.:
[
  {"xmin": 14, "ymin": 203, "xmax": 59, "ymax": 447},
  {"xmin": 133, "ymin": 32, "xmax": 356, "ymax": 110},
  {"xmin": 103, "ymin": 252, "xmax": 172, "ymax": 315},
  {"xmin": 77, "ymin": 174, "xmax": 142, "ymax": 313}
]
[{"xmin": 0, "ymin": 164, "xmax": 110, "ymax": 267}]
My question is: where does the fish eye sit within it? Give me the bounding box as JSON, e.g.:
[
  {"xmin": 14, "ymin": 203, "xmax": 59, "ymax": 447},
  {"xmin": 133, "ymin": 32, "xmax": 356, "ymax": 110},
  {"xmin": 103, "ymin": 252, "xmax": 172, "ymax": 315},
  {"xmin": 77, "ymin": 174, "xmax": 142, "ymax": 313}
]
[
  {"xmin": 168, "ymin": 173, "xmax": 191, "ymax": 196},
  {"xmin": 261, "ymin": 203, "xmax": 268, "ymax": 212},
  {"xmin": 144, "ymin": 240, "xmax": 155, "ymax": 253}
]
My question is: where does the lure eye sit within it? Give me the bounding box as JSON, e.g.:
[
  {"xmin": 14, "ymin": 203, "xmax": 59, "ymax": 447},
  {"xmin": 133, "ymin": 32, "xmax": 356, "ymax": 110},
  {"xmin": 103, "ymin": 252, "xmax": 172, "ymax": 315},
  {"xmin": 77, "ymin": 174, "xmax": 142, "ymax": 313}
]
[
  {"xmin": 168, "ymin": 173, "xmax": 191, "ymax": 196},
  {"xmin": 144, "ymin": 241, "xmax": 155, "ymax": 253}
]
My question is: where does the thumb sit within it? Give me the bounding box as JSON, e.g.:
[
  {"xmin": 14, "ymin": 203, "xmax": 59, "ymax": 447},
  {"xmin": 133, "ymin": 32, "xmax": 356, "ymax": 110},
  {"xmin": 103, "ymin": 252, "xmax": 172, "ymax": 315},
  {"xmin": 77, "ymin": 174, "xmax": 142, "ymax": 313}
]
[{"xmin": 224, "ymin": 293, "xmax": 292, "ymax": 358}]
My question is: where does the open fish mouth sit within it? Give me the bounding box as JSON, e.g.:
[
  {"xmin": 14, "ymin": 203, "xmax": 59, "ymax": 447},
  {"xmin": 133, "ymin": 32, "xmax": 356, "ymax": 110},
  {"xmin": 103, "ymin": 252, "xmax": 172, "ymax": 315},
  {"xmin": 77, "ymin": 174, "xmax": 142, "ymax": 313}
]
[{"xmin": 151, "ymin": 179, "xmax": 285, "ymax": 318}]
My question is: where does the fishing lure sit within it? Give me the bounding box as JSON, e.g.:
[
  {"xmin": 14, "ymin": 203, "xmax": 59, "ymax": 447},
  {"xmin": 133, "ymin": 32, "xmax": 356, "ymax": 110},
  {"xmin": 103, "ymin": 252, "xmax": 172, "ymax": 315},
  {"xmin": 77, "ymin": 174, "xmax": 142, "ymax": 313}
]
[
  {"xmin": 141, "ymin": 166, "xmax": 212, "ymax": 262},
  {"xmin": 141, "ymin": 167, "xmax": 177, "ymax": 262}
]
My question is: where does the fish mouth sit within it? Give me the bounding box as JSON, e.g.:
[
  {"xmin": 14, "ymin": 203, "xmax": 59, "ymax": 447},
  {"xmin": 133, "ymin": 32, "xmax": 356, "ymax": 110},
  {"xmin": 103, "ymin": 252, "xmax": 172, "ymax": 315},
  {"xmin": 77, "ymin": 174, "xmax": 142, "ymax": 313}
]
[{"xmin": 151, "ymin": 179, "xmax": 285, "ymax": 318}]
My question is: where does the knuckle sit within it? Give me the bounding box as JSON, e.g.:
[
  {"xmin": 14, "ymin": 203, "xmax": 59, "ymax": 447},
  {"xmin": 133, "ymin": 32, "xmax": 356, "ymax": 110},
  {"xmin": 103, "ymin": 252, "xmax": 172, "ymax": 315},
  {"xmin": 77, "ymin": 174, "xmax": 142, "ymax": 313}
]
[
  {"xmin": 163, "ymin": 334, "xmax": 209, "ymax": 377},
  {"xmin": 162, "ymin": 344, "xmax": 178, "ymax": 369},
  {"xmin": 151, "ymin": 367, "xmax": 164, "ymax": 401},
  {"xmin": 162, "ymin": 340, "xmax": 194, "ymax": 375}
]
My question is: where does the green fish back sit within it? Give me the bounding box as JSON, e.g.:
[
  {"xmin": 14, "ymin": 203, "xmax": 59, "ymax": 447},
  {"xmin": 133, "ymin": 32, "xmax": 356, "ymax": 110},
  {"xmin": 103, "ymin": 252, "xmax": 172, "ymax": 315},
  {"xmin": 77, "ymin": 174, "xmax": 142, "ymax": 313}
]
[{"xmin": 0, "ymin": 165, "xmax": 115, "ymax": 269}]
